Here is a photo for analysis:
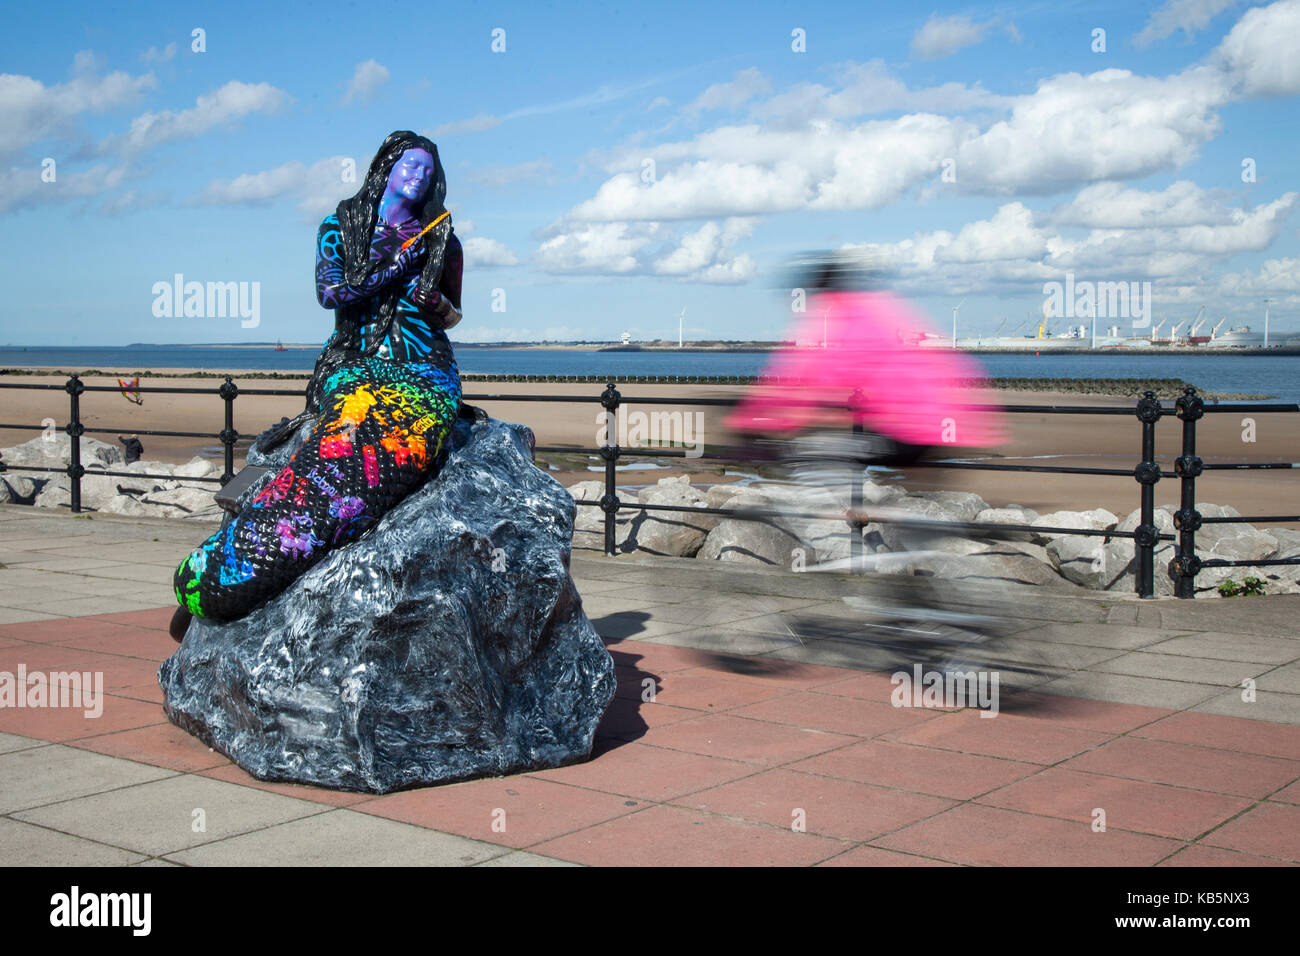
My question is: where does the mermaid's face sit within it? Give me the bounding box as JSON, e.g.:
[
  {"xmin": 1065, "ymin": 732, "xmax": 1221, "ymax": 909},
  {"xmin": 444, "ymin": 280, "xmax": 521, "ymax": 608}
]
[{"xmin": 387, "ymin": 148, "xmax": 434, "ymax": 203}]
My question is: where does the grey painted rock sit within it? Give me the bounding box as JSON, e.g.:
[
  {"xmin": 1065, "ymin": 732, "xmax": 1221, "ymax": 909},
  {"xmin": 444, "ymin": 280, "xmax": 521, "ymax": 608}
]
[{"xmin": 159, "ymin": 412, "xmax": 616, "ymax": 794}]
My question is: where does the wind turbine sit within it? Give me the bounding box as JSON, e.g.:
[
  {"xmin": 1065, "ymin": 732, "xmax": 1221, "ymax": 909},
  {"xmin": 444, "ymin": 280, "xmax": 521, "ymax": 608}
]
[
  {"xmin": 951, "ymin": 299, "xmax": 965, "ymax": 348},
  {"xmin": 678, "ymin": 307, "xmax": 685, "ymax": 349},
  {"xmin": 1264, "ymin": 298, "xmax": 1271, "ymax": 349}
]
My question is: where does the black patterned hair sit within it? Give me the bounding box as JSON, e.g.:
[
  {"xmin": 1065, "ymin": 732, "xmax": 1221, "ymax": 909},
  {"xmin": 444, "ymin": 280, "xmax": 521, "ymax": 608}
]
[{"xmin": 336, "ymin": 130, "xmax": 448, "ymax": 288}]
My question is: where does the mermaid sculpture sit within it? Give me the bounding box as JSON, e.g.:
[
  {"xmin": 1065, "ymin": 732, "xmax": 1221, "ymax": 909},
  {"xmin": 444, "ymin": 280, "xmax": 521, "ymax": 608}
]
[{"xmin": 172, "ymin": 131, "xmax": 465, "ymax": 634}]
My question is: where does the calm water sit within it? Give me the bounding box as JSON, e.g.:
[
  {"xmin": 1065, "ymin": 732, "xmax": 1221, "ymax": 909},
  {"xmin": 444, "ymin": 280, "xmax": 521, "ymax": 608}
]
[{"xmin": 2, "ymin": 345, "xmax": 1298, "ymax": 404}]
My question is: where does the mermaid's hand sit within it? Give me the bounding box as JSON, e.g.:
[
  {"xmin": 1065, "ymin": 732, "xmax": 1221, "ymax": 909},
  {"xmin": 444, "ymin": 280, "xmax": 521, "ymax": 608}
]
[{"xmin": 413, "ymin": 286, "xmax": 463, "ymax": 329}]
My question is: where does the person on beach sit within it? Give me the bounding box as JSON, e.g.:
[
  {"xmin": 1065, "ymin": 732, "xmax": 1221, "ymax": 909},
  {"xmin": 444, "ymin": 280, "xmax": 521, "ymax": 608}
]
[{"xmin": 172, "ymin": 131, "xmax": 465, "ymax": 632}]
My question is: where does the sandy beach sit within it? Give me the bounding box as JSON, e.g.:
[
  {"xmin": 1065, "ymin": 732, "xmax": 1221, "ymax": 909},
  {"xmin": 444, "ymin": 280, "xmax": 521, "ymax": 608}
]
[{"xmin": 1, "ymin": 368, "xmax": 1296, "ymax": 526}]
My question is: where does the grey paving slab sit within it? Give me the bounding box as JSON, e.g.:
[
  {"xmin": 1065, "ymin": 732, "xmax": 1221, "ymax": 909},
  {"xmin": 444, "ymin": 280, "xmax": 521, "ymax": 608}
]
[
  {"xmin": 1036, "ymin": 672, "xmax": 1224, "ymax": 711},
  {"xmin": 1254, "ymin": 661, "xmax": 1300, "ymax": 695},
  {"xmin": 638, "ymin": 625, "xmax": 812, "ymax": 656},
  {"xmin": 10, "ymin": 556, "xmax": 142, "ymax": 574},
  {"xmin": 590, "ymin": 584, "xmax": 720, "ymax": 605},
  {"xmin": 1190, "ymin": 689, "xmax": 1300, "ymax": 724},
  {"xmin": 0, "ymin": 817, "xmax": 147, "ymax": 866},
  {"xmin": 0, "ymin": 595, "xmax": 160, "ymax": 616},
  {"xmin": 0, "ymin": 732, "xmax": 49, "ymax": 755},
  {"xmin": 163, "ymin": 809, "xmax": 509, "ymax": 866},
  {"xmin": 0, "ymin": 607, "xmax": 58, "ymax": 624},
  {"xmin": 1144, "ymin": 633, "xmax": 1300, "ymax": 665},
  {"xmin": 646, "ymin": 602, "xmax": 787, "ymax": 627},
  {"xmin": 588, "ymin": 612, "xmax": 699, "ymax": 642},
  {"xmin": 1093, "ymin": 651, "xmax": 1274, "ymax": 687},
  {"xmin": 1010, "ymin": 622, "xmax": 1175, "ymax": 651},
  {"xmin": 13, "ymin": 773, "xmax": 329, "ymax": 856},
  {"xmin": 77, "ymin": 565, "xmax": 180, "ymax": 585},
  {"xmin": 475, "ymin": 850, "xmax": 582, "ymax": 867},
  {"xmin": 0, "ymin": 745, "xmax": 176, "ymax": 814}
]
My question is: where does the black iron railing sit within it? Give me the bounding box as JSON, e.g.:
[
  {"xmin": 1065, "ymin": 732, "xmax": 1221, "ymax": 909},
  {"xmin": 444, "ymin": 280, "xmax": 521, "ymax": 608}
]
[{"xmin": 0, "ymin": 375, "xmax": 1296, "ymax": 599}]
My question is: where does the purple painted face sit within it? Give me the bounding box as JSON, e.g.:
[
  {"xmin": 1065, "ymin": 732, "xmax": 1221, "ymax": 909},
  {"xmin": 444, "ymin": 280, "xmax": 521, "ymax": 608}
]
[{"xmin": 387, "ymin": 148, "xmax": 434, "ymax": 203}]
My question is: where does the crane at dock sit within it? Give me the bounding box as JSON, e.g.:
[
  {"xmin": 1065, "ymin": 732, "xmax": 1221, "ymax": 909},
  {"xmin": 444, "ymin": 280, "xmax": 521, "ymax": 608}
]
[{"xmin": 1188, "ymin": 306, "xmax": 1208, "ymax": 336}]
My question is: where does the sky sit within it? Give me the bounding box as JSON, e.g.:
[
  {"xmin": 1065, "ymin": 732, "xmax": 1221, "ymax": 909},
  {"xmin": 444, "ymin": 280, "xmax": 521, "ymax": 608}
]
[{"xmin": 1, "ymin": 0, "xmax": 1297, "ymax": 346}]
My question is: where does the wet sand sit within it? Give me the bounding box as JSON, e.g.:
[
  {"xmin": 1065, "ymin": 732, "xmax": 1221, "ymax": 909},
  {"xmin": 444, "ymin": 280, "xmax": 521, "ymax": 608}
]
[{"xmin": 1, "ymin": 369, "xmax": 1296, "ymax": 526}]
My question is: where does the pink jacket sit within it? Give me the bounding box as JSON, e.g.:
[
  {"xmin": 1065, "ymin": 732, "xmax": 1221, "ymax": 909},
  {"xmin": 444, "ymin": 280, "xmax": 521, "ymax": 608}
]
[{"xmin": 725, "ymin": 290, "xmax": 1005, "ymax": 448}]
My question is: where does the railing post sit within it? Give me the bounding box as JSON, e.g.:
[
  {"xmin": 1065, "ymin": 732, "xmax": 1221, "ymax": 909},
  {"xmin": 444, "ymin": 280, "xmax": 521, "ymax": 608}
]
[
  {"xmin": 218, "ymin": 376, "xmax": 239, "ymax": 487},
  {"xmin": 64, "ymin": 374, "xmax": 85, "ymax": 514},
  {"xmin": 849, "ymin": 386, "xmax": 864, "ymax": 574},
  {"xmin": 1172, "ymin": 386, "xmax": 1205, "ymax": 599},
  {"xmin": 599, "ymin": 381, "xmax": 622, "ymax": 556},
  {"xmin": 1133, "ymin": 390, "xmax": 1164, "ymax": 598}
]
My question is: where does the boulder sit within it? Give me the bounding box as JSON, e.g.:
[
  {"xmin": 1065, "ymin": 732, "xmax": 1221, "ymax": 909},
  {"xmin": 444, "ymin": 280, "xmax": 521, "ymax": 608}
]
[
  {"xmin": 143, "ymin": 487, "xmax": 225, "ymax": 518},
  {"xmin": 1030, "ymin": 508, "xmax": 1118, "ymax": 545},
  {"xmin": 0, "ymin": 433, "xmax": 121, "ymax": 469},
  {"xmin": 160, "ymin": 414, "xmax": 617, "ymax": 794},
  {"xmin": 1046, "ymin": 535, "xmax": 1110, "ymax": 589},
  {"xmin": 860, "ymin": 478, "xmax": 905, "ymax": 505},
  {"xmin": 698, "ymin": 517, "xmax": 814, "ymax": 569},
  {"xmin": 626, "ymin": 478, "xmax": 715, "ymax": 556},
  {"xmin": 1103, "ymin": 507, "xmax": 1176, "ymax": 596},
  {"xmin": 106, "ymin": 493, "xmax": 153, "ymax": 517},
  {"xmin": 888, "ymin": 544, "xmax": 1075, "ymax": 589},
  {"xmin": 907, "ymin": 490, "xmax": 989, "ymax": 523},
  {"xmin": 1, "ymin": 474, "xmax": 37, "ymax": 502},
  {"xmin": 704, "ymin": 482, "xmax": 745, "ymax": 509},
  {"xmin": 174, "ymin": 457, "xmax": 221, "ymax": 479},
  {"xmin": 975, "ymin": 505, "xmax": 1039, "ymax": 526}
]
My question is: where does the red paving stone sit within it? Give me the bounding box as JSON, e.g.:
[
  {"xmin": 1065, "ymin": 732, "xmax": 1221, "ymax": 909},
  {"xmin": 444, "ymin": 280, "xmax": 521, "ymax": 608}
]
[
  {"xmin": 818, "ymin": 845, "xmax": 958, "ymax": 866},
  {"xmin": 68, "ymin": 721, "xmax": 231, "ymax": 773},
  {"xmin": 530, "ymin": 803, "xmax": 845, "ymax": 866},
  {"xmin": 615, "ymin": 671, "xmax": 791, "ymax": 711},
  {"xmin": 1157, "ymin": 845, "xmax": 1297, "ymax": 867},
  {"xmin": 359, "ymin": 775, "xmax": 642, "ymax": 849},
  {"xmin": 670, "ymin": 768, "xmax": 953, "ymax": 842},
  {"xmin": 1200, "ymin": 802, "xmax": 1300, "ymax": 862},
  {"xmin": 637, "ymin": 713, "xmax": 856, "ymax": 766},
  {"xmin": 82, "ymin": 608, "xmax": 174, "ymax": 632},
  {"xmin": 675, "ymin": 657, "xmax": 864, "ymax": 691},
  {"xmin": 1132, "ymin": 711, "xmax": 1300, "ymax": 761},
  {"xmin": 606, "ymin": 642, "xmax": 717, "ymax": 675},
  {"xmin": 790, "ymin": 740, "xmax": 1041, "ymax": 800},
  {"xmin": 0, "ymin": 691, "xmax": 164, "ymax": 742},
  {"xmin": 50, "ymin": 626, "xmax": 174, "ymax": 663},
  {"xmin": 1270, "ymin": 779, "xmax": 1300, "ymax": 804},
  {"xmin": 727, "ymin": 691, "xmax": 940, "ymax": 737},
  {"xmin": 874, "ymin": 803, "xmax": 1182, "ymax": 866},
  {"xmin": 0, "ymin": 616, "xmax": 142, "ymax": 645},
  {"xmin": 1062, "ymin": 737, "xmax": 1300, "ymax": 799},
  {"xmin": 977, "ymin": 767, "xmax": 1253, "ymax": 840},
  {"xmin": 530, "ymin": 741, "xmax": 758, "ymax": 801},
  {"xmin": 883, "ymin": 710, "xmax": 1113, "ymax": 765},
  {"xmin": 595, "ymin": 696, "xmax": 701, "ymax": 741},
  {"xmin": 2, "ymin": 609, "xmax": 1297, "ymax": 866}
]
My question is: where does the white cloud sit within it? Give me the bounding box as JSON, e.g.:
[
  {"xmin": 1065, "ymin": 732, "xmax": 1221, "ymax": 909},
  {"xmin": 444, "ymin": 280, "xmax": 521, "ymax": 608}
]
[
  {"xmin": 653, "ymin": 218, "xmax": 756, "ymax": 283},
  {"xmin": 462, "ymin": 236, "xmax": 519, "ymax": 267},
  {"xmin": 1050, "ymin": 180, "xmax": 1239, "ymax": 228},
  {"xmin": 685, "ymin": 68, "xmax": 771, "ymax": 113},
  {"xmin": 140, "ymin": 42, "xmax": 177, "ymax": 64},
  {"xmin": 462, "ymin": 158, "xmax": 553, "ymax": 189},
  {"xmin": 104, "ymin": 81, "xmax": 291, "ymax": 154},
  {"xmin": 536, "ymin": 221, "xmax": 664, "ymax": 275},
  {"xmin": 911, "ymin": 14, "xmax": 995, "ymax": 60},
  {"xmin": 1213, "ymin": 0, "xmax": 1300, "ymax": 97},
  {"xmin": 0, "ymin": 59, "xmax": 156, "ymax": 157},
  {"xmin": 341, "ymin": 59, "xmax": 389, "ymax": 105},
  {"xmin": 196, "ymin": 155, "xmax": 357, "ymax": 216},
  {"xmin": 1219, "ymin": 256, "xmax": 1300, "ymax": 295},
  {"xmin": 1135, "ymin": 0, "xmax": 1239, "ymax": 48},
  {"xmin": 0, "ymin": 162, "xmax": 129, "ymax": 215},
  {"xmin": 428, "ymin": 114, "xmax": 502, "ymax": 137}
]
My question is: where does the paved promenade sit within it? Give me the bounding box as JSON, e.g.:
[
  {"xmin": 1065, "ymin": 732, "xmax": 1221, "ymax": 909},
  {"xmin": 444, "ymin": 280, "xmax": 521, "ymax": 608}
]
[{"xmin": 0, "ymin": 504, "xmax": 1297, "ymax": 866}]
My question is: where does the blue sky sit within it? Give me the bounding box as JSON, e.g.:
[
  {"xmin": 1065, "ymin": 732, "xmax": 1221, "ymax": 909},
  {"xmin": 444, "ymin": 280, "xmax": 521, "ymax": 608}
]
[{"xmin": 1, "ymin": 0, "xmax": 1297, "ymax": 346}]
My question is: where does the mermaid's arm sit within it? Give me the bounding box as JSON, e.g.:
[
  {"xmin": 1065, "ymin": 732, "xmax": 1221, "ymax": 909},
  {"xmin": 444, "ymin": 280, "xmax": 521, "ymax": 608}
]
[
  {"xmin": 410, "ymin": 232, "xmax": 464, "ymax": 328},
  {"xmin": 315, "ymin": 216, "xmax": 422, "ymax": 309}
]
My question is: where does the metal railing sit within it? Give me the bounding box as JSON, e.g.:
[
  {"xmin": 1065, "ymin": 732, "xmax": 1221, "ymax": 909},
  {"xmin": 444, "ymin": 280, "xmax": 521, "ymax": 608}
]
[{"xmin": 1, "ymin": 375, "xmax": 1297, "ymax": 600}]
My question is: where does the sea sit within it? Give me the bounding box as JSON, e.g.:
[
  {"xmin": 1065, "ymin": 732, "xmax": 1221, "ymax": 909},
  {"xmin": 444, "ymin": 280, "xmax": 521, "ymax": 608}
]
[{"xmin": 2, "ymin": 345, "xmax": 1299, "ymax": 405}]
